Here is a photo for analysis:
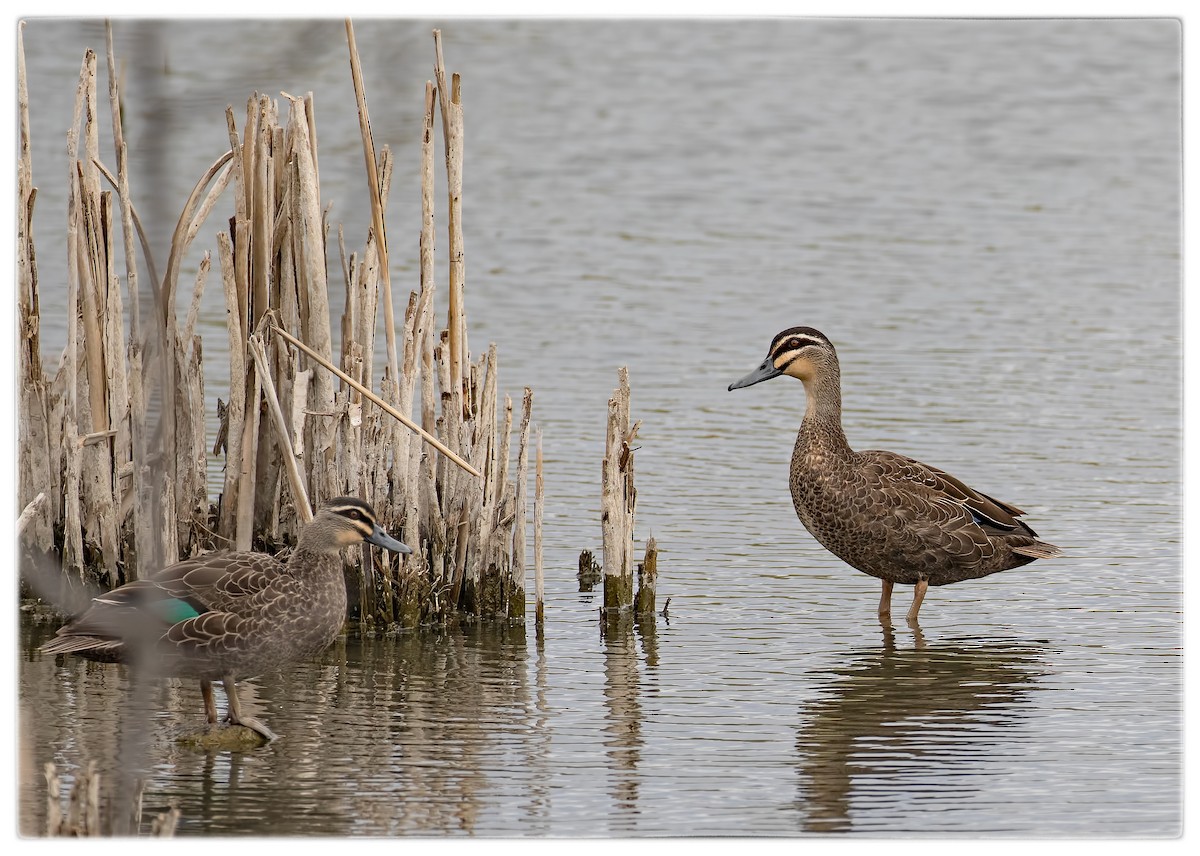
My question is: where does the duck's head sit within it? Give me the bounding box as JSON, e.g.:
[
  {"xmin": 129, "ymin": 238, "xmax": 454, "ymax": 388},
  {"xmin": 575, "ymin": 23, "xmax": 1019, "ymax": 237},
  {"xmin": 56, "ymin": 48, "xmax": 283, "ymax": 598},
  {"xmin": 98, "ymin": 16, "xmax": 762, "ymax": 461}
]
[
  {"xmin": 302, "ymin": 497, "xmax": 413, "ymax": 554},
  {"xmin": 728, "ymin": 326, "xmax": 838, "ymax": 390}
]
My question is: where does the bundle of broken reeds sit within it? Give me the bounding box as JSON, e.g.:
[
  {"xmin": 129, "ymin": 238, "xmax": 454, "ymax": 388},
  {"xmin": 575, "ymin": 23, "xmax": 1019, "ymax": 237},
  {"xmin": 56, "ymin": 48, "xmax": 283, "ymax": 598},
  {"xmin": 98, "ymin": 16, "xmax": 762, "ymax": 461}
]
[
  {"xmin": 599, "ymin": 367, "xmax": 657, "ymax": 626},
  {"xmin": 17, "ymin": 20, "xmax": 543, "ymax": 629}
]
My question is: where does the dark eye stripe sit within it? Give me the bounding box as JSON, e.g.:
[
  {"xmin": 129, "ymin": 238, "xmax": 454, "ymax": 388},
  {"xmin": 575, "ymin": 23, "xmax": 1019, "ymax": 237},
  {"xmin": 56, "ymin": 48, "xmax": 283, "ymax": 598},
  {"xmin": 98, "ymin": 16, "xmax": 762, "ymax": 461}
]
[
  {"xmin": 771, "ymin": 335, "xmax": 823, "ymax": 360},
  {"xmin": 326, "ymin": 498, "xmax": 378, "ymax": 529}
]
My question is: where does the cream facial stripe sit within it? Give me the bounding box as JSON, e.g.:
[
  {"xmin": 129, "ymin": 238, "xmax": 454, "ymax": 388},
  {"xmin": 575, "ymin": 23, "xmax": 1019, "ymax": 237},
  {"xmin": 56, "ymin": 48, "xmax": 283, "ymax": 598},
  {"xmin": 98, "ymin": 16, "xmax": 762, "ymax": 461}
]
[
  {"xmin": 326, "ymin": 498, "xmax": 378, "ymax": 534},
  {"xmin": 770, "ymin": 334, "xmax": 827, "ymax": 368}
]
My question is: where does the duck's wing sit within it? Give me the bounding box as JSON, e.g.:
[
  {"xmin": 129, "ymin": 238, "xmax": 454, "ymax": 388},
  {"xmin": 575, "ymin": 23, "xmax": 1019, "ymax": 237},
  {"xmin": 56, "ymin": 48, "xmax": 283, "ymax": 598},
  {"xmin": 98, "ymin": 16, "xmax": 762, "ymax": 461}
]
[
  {"xmin": 40, "ymin": 552, "xmax": 283, "ymax": 659},
  {"xmin": 150, "ymin": 551, "xmax": 283, "ymax": 611},
  {"xmin": 860, "ymin": 449, "xmax": 1038, "ymax": 536},
  {"xmin": 857, "ymin": 449, "xmax": 1061, "ymax": 566},
  {"xmin": 162, "ymin": 609, "xmax": 257, "ymax": 660}
]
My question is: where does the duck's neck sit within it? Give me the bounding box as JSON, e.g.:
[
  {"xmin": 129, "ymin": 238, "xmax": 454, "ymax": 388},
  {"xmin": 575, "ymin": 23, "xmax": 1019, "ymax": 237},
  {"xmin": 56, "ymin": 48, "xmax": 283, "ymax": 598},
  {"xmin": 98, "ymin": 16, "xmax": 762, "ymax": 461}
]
[
  {"xmin": 286, "ymin": 541, "xmax": 340, "ymax": 580},
  {"xmin": 799, "ymin": 370, "xmax": 851, "ymax": 454}
]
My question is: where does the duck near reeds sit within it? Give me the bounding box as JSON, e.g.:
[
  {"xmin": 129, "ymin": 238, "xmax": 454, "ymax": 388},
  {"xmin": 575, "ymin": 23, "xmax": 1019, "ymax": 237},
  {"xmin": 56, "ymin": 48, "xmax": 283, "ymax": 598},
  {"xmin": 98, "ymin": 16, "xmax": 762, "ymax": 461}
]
[
  {"xmin": 41, "ymin": 497, "xmax": 410, "ymax": 741},
  {"xmin": 728, "ymin": 327, "xmax": 1060, "ymax": 624}
]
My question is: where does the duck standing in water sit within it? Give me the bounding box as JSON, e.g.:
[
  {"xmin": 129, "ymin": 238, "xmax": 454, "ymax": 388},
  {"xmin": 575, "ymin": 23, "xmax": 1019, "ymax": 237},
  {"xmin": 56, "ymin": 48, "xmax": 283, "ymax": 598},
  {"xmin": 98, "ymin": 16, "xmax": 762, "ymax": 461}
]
[
  {"xmin": 41, "ymin": 497, "xmax": 411, "ymax": 740},
  {"xmin": 729, "ymin": 327, "xmax": 1060, "ymax": 624}
]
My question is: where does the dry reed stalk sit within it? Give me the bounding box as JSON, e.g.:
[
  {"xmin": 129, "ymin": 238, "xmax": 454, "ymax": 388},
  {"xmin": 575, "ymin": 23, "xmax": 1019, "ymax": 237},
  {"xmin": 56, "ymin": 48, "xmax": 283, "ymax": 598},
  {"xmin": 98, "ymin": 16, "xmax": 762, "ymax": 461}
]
[
  {"xmin": 512, "ymin": 389, "xmax": 533, "ymax": 619},
  {"xmin": 269, "ymin": 323, "xmax": 479, "ymax": 477},
  {"xmin": 415, "ymin": 78, "xmax": 446, "ymax": 575},
  {"xmin": 16, "ymin": 23, "xmax": 56, "ymax": 556},
  {"xmin": 92, "ymin": 159, "xmax": 159, "ymax": 291},
  {"xmin": 392, "ymin": 289, "xmax": 420, "ymax": 513},
  {"xmin": 170, "ymin": 255, "xmax": 209, "ymax": 555},
  {"xmin": 175, "ymin": 333, "xmax": 207, "ymax": 555},
  {"xmin": 60, "ymin": 54, "xmax": 87, "ymax": 584},
  {"xmin": 602, "ymin": 367, "xmax": 641, "ymax": 613},
  {"xmin": 154, "ymin": 147, "xmax": 234, "ymax": 563},
  {"xmin": 248, "ymin": 330, "xmax": 313, "ymax": 524},
  {"xmin": 104, "ymin": 21, "xmax": 140, "ymax": 340},
  {"xmin": 286, "ymin": 94, "xmax": 339, "ymax": 507},
  {"xmin": 67, "ymin": 50, "xmax": 121, "ymax": 585},
  {"xmin": 636, "ymin": 537, "xmax": 658, "ymax": 616},
  {"xmin": 75, "ymin": 175, "xmax": 119, "ymax": 585},
  {"xmin": 85, "ymin": 52, "xmax": 133, "ymax": 570},
  {"xmin": 535, "ymin": 427, "xmax": 545, "ymax": 626},
  {"xmin": 345, "ymin": 19, "xmax": 400, "ymax": 390},
  {"xmin": 467, "ymin": 346, "xmax": 499, "ymax": 609},
  {"xmin": 496, "ymin": 394, "xmax": 514, "ymax": 513},
  {"xmin": 433, "ymin": 29, "xmax": 468, "ymax": 402},
  {"xmin": 178, "ymin": 254, "xmax": 209, "ymax": 348},
  {"xmin": 18, "ymin": 493, "xmax": 48, "ymax": 535},
  {"xmin": 58, "ymin": 50, "xmax": 120, "ymax": 588},
  {"xmin": 216, "ymin": 230, "xmax": 245, "ymax": 541},
  {"xmin": 493, "ymin": 392, "xmax": 516, "ymax": 614},
  {"xmin": 234, "ymin": 361, "xmax": 262, "ymax": 551}
]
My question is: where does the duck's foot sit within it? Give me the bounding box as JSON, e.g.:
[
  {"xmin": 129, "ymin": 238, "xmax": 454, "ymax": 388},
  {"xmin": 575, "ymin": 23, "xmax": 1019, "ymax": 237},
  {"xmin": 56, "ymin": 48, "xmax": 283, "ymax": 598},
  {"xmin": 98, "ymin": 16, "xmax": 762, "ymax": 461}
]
[
  {"xmin": 222, "ymin": 676, "xmax": 278, "ymax": 742},
  {"xmin": 225, "ymin": 714, "xmax": 278, "ymax": 742}
]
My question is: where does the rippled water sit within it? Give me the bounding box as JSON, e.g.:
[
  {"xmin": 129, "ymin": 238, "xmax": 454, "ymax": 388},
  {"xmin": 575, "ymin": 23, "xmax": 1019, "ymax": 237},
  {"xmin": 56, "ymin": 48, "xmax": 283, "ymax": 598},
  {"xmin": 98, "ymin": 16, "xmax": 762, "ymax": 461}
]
[{"xmin": 17, "ymin": 18, "xmax": 1181, "ymax": 837}]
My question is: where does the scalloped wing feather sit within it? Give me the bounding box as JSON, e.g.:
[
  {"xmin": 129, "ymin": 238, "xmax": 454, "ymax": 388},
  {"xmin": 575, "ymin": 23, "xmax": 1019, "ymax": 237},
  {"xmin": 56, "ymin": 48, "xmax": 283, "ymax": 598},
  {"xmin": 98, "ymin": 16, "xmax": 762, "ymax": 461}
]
[
  {"xmin": 151, "ymin": 551, "xmax": 284, "ymax": 611},
  {"xmin": 860, "ymin": 449, "xmax": 1037, "ymax": 538}
]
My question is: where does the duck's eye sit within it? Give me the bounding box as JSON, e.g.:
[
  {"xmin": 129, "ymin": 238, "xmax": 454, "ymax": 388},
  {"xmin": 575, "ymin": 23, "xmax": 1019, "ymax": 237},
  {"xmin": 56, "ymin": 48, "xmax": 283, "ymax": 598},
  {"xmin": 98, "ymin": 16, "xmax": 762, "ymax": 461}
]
[
  {"xmin": 788, "ymin": 338, "xmax": 804, "ymax": 351},
  {"xmin": 345, "ymin": 509, "xmax": 361, "ymax": 521}
]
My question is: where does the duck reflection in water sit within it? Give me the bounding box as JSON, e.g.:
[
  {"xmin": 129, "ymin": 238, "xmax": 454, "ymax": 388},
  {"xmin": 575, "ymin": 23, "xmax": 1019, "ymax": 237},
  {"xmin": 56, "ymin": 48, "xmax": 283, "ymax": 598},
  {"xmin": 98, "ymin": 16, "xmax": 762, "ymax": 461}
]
[{"xmin": 794, "ymin": 626, "xmax": 1046, "ymax": 833}]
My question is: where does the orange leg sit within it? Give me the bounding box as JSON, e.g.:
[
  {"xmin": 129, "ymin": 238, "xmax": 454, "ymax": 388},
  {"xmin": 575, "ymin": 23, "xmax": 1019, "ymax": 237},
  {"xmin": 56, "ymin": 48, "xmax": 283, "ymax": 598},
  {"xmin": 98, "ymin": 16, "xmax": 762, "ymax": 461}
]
[
  {"xmin": 906, "ymin": 579, "xmax": 929, "ymax": 626},
  {"xmin": 878, "ymin": 579, "xmax": 894, "ymax": 617},
  {"xmin": 201, "ymin": 679, "xmax": 218, "ymax": 724}
]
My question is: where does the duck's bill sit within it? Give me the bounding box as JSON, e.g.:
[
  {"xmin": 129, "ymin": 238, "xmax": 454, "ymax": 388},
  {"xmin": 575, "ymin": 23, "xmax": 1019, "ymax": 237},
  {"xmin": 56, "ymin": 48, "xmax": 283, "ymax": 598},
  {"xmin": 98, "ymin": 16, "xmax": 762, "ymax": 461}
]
[
  {"xmin": 367, "ymin": 525, "xmax": 413, "ymax": 554},
  {"xmin": 728, "ymin": 357, "xmax": 782, "ymax": 391}
]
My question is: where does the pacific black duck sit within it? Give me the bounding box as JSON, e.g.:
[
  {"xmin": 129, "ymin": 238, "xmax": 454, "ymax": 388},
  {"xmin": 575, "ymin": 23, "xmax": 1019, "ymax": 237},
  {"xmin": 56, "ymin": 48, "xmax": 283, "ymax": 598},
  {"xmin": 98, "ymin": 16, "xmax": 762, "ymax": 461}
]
[
  {"xmin": 41, "ymin": 497, "xmax": 410, "ymax": 740},
  {"xmin": 729, "ymin": 327, "xmax": 1060, "ymax": 624}
]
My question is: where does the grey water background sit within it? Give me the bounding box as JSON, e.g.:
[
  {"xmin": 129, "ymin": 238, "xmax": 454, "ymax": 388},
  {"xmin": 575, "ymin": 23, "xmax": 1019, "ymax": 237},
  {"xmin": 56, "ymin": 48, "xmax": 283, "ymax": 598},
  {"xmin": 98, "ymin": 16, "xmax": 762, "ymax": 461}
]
[{"xmin": 16, "ymin": 18, "xmax": 1181, "ymax": 836}]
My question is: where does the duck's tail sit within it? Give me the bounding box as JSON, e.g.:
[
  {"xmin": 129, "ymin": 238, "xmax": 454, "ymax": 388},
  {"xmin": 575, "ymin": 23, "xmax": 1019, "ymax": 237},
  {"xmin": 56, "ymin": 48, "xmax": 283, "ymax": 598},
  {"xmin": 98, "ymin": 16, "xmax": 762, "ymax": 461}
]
[
  {"xmin": 1012, "ymin": 541, "xmax": 1063, "ymax": 560},
  {"xmin": 40, "ymin": 634, "xmax": 123, "ymax": 659}
]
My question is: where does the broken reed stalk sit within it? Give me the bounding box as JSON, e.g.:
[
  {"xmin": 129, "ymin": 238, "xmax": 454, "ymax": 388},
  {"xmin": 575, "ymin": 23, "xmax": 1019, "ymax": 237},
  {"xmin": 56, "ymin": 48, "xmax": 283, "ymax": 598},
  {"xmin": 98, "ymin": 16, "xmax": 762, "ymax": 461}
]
[
  {"xmin": 433, "ymin": 29, "xmax": 468, "ymax": 401},
  {"xmin": 635, "ymin": 536, "xmax": 657, "ymax": 616},
  {"xmin": 248, "ymin": 329, "xmax": 313, "ymax": 523},
  {"xmin": 18, "ymin": 493, "xmax": 48, "ymax": 535},
  {"xmin": 535, "ymin": 427, "xmax": 545, "ymax": 626},
  {"xmin": 601, "ymin": 367, "xmax": 641, "ymax": 613},
  {"xmin": 16, "ymin": 21, "xmax": 57, "ymax": 563},
  {"xmin": 511, "ymin": 389, "xmax": 533, "ymax": 620},
  {"xmin": 345, "ymin": 19, "xmax": 400, "ymax": 390}
]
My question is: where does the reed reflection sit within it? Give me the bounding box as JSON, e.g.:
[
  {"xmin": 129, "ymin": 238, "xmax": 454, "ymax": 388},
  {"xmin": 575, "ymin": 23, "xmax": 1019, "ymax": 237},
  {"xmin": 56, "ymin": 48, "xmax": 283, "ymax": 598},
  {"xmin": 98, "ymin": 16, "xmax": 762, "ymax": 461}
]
[
  {"xmin": 795, "ymin": 626, "xmax": 1046, "ymax": 833},
  {"xmin": 600, "ymin": 613, "xmax": 660, "ymax": 832}
]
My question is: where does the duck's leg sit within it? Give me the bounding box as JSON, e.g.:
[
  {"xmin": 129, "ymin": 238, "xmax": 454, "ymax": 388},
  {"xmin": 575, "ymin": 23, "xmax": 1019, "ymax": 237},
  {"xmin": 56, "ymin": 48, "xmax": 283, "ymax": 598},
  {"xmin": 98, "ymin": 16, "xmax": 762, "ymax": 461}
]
[
  {"xmin": 878, "ymin": 580, "xmax": 894, "ymax": 617},
  {"xmin": 201, "ymin": 679, "xmax": 218, "ymax": 725},
  {"xmin": 906, "ymin": 579, "xmax": 928, "ymax": 626},
  {"xmin": 222, "ymin": 675, "xmax": 278, "ymax": 742}
]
